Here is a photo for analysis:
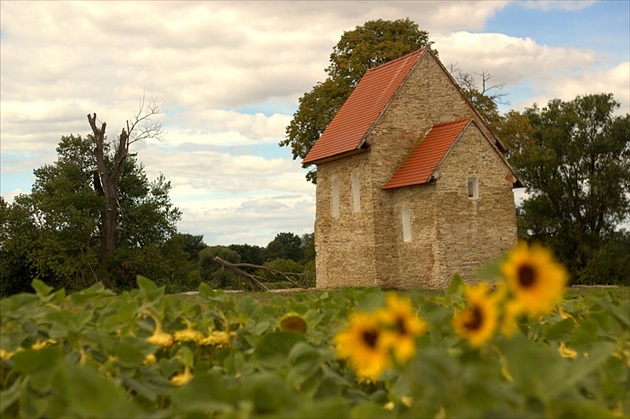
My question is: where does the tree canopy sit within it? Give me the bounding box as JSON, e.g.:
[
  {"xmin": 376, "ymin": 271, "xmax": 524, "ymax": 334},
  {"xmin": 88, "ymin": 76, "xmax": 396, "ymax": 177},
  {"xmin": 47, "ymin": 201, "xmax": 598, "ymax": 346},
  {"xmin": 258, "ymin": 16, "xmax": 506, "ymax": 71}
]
[
  {"xmin": 0, "ymin": 134, "xmax": 182, "ymax": 295},
  {"xmin": 512, "ymin": 93, "xmax": 630, "ymax": 283},
  {"xmin": 264, "ymin": 232, "xmax": 304, "ymax": 262},
  {"xmin": 280, "ymin": 18, "xmax": 437, "ymax": 183}
]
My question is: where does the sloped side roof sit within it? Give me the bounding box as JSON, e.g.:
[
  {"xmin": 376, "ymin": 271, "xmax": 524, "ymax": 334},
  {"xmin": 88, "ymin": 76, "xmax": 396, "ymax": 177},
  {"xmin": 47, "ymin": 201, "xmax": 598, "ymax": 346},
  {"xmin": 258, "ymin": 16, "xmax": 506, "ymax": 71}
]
[
  {"xmin": 383, "ymin": 118, "xmax": 471, "ymax": 189},
  {"xmin": 302, "ymin": 49, "xmax": 425, "ymax": 165}
]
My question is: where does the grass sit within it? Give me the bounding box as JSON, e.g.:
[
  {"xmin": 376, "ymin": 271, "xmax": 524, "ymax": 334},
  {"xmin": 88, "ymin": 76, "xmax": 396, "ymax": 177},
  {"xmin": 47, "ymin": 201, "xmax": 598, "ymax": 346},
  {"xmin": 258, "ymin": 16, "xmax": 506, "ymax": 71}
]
[{"xmin": 169, "ymin": 285, "xmax": 629, "ymax": 305}]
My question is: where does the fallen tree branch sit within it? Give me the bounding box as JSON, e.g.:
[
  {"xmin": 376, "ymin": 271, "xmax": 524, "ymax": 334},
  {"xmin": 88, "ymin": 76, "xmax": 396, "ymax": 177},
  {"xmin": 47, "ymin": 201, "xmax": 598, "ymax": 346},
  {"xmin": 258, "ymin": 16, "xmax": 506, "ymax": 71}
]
[
  {"xmin": 213, "ymin": 257, "xmax": 270, "ymax": 291},
  {"xmin": 230, "ymin": 262, "xmax": 302, "ymax": 287}
]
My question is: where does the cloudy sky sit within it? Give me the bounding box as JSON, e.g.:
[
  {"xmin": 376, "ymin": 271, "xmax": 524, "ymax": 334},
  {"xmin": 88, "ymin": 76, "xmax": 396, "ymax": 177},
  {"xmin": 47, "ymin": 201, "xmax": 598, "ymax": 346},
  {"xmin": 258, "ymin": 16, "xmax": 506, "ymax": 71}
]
[{"xmin": 1, "ymin": 1, "xmax": 628, "ymax": 247}]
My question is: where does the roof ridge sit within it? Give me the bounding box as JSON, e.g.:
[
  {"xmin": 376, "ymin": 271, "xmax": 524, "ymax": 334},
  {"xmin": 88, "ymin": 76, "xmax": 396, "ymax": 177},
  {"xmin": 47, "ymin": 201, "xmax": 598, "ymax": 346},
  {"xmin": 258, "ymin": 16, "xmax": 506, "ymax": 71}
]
[{"xmin": 365, "ymin": 48, "xmax": 425, "ymax": 74}]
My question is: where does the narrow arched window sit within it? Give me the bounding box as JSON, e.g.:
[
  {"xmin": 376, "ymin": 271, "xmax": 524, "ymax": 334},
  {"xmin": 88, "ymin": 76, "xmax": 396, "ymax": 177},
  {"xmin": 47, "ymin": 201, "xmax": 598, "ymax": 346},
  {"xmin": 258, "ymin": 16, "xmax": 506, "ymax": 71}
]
[
  {"xmin": 468, "ymin": 177, "xmax": 479, "ymax": 199},
  {"xmin": 352, "ymin": 171, "xmax": 361, "ymax": 213},
  {"xmin": 332, "ymin": 176, "xmax": 340, "ymax": 218},
  {"xmin": 402, "ymin": 206, "xmax": 412, "ymax": 242}
]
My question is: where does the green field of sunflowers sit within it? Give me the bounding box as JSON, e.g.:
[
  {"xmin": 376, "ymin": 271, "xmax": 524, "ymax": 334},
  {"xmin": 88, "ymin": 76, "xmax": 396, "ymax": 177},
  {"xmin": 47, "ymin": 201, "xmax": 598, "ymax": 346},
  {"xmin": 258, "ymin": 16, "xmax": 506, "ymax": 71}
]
[{"xmin": 1, "ymin": 243, "xmax": 628, "ymax": 418}]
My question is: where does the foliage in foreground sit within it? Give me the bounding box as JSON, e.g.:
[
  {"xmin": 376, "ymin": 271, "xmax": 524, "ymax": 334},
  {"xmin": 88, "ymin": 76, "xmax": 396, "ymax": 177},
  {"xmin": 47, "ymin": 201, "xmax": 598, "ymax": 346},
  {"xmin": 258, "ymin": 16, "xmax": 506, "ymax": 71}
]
[{"xmin": 1, "ymin": 257, "xmax": 628, "ymax": 417}]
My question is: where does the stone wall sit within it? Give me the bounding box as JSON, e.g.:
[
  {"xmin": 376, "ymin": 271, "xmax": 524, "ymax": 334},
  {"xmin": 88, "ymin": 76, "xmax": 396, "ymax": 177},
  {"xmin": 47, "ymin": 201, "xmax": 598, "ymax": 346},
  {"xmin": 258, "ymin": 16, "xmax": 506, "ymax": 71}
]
[
  {"xmin": 431, "ymin": 123, "xmax": 517, "ymax": 287},
  {"xmin": 314, "ymin": 152, "xmax": 378, "ymax": 288}
]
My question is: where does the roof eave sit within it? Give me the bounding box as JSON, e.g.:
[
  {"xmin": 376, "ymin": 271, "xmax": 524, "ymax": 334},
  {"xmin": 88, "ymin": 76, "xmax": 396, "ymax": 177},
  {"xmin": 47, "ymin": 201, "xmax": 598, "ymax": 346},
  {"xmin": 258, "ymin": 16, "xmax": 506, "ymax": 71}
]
[{"xmin": 302, "ymin": 147, "xmax": 368, "ymax": 166}]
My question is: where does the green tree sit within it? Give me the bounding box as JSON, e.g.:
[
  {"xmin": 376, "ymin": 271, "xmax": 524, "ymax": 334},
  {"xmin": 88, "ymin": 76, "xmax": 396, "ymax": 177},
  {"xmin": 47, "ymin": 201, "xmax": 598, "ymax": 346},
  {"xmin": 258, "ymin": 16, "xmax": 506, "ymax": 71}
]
[
  {"xmin": 280, "ymin": 18, "xmax": 437, "ymax": 183},
  {"xmin": 198, "ymin": 246, "xmax": 241, "ymax": 289},
  {"xmin": 0, "ymin": 134, "xmax": 182, "ymax": 294},
  {"xmin": 177, "ymin": 233, "xmax": 206, "ymax": 262},
  {"xmin": 264, "ymin": 232, "xmax": 303, "ymax": 262},
  {"xmin": 513, "ymin": 93, "xmax": 630, "ymax": 283},
  {"xmin": 301, "ymin": 233, "xmax": 315, "ymax": 263},
  {"xmin": 494, "ymin": 109, "xmax": 536, "ymax": 160},
  {"xmin": 228, "ymin": 243, "xmax": 265, "ymax": 266},
  {"xmin": 0, "ymin": 197, "xmax": 36, "ymax": 295}
]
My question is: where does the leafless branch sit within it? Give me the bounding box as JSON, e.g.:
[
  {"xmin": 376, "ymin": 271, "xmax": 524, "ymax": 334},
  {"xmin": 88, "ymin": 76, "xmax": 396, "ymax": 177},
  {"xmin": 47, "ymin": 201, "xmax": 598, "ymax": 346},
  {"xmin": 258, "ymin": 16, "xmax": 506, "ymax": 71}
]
[
  {"xmin": 448, "ymin": 63, "xmax": 509, "ymax": 105},
  {"xmin": 126, "ymin": 93, "xmax": 165, "ymax": 144}
]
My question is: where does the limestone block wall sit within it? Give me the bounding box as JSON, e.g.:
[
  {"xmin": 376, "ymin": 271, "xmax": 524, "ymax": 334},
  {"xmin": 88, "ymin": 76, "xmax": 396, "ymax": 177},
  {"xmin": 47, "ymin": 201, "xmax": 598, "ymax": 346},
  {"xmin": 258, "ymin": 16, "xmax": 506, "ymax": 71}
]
[
  {"xmin": 365, "ymin": 52, "xmax": 485, "ymax": 287},
  {"xmin": 430, "ymin": 124, "xmax": 517, "ymax": 288},
  {"xmin": 389, "ymin": 185, "xmax": 438, "ymax": 289},
  {"xmin": 314, "ymin": 153, "xmax": 378, "ymax": 288}
]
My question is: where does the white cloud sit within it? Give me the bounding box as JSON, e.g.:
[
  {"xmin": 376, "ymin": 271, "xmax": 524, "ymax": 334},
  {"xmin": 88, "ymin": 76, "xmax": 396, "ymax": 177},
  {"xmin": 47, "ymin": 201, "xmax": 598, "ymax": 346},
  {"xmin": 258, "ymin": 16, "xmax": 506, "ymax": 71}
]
[
  {"xmin": 0, "ymin": 189, "xmax": 25, "ymax": 203},
  {"xmin": 178, "ymin": 195, "xmax": 316, "ymax": 246},
  {"xmin": 508, "ymin": 61, "xmax": 630, "ymax": 113},
  {"xmin": 435, "ymin": 31, "xmax": 598, "ymax": 85},
  {"xmin": 521, "ymin": 0, "xmax": 597, "ymax": 11},
  {"xmin": 551, "ymin": 62, "xmax": 630, "ymax": 113},
  {"xmin": 434, "ymin": 31, "xmax": 628, "ymax": 114},
  {"xmin": 424, "ymin": 1, "xmax": 509, "ymax": 31}
]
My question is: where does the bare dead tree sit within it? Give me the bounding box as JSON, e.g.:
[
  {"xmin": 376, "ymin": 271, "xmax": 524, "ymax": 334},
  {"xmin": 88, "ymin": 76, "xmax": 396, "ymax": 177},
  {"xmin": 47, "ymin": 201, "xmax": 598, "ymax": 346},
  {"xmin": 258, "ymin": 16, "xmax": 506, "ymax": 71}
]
[
  {"xmin": 447, "ymin": 64, "xmax": 509, "ymax": 106},
  {"xmin": 87, "ymin": 96, "xmax": 164, "ymax": 267}
]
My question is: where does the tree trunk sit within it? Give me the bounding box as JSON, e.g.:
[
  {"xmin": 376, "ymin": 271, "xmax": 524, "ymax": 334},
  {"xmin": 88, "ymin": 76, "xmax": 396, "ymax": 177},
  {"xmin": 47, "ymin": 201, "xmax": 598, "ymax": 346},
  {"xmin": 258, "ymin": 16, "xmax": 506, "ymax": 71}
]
[{"xmin": 87, "ymin": 114, "xmax": 129, "ymax": 262}]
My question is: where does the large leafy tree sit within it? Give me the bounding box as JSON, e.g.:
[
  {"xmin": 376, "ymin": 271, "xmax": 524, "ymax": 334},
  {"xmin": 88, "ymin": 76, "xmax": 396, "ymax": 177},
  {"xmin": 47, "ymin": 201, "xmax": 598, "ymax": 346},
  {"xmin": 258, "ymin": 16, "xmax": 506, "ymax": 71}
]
[
  {"xmin": 264, "ymin": 232, "xmax": 304, "ymax": 262},
  {"xmin": 1, "ymin": 134, "xmax": 182, "ymax": 294},
  {"xmin": 512, "ymin": 93, "xmax": 630, "ymax": 283},
  {"xmin": 280, "ymin": 18, "xmax": 437, "ymax": 183}
]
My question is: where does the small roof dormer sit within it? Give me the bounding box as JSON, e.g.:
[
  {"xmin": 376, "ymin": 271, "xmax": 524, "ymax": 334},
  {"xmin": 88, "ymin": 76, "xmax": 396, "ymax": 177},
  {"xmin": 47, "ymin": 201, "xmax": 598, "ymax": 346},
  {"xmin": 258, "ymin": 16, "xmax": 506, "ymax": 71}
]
[{"xmin": 384, "ymin": 118, "xmax": 524, "ymax": 189}]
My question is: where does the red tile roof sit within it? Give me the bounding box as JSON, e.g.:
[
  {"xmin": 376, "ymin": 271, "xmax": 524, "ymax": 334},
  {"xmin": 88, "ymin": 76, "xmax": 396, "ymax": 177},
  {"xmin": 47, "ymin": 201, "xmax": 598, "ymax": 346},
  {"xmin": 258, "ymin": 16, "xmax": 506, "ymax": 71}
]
[
  {"xmin": 383, "ymin": 118, "xmax": 471, "ymax": 189},
  {"xmin": 302, "ymin": 48, "xmax": 425, "ymax": 164}
]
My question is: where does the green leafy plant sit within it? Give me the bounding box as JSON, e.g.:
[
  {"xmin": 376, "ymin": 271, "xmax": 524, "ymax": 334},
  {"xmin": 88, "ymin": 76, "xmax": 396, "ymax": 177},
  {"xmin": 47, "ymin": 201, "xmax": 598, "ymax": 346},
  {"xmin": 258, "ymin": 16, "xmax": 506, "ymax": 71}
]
[{"xmin": 1, "ymin": 253, "xmax": 628, "ymax": 417}]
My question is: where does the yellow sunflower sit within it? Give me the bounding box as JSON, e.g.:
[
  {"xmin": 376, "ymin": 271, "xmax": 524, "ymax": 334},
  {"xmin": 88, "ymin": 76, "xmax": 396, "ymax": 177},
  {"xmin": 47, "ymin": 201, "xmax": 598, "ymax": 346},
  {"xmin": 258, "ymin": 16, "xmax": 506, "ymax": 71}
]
[
  {"xmin": 453, "ymin": 282, "xmax": 499, "ymax": 347},
  {"xmin": 174, "ymin": 328, "xmax": 204, "ymax": 344},
  {"xmin": 0, "ymin": 348, "xmax": 14, "ymax": 360},
  {"xmin": 499, "ymin": 299, "xmax": 523, "ymax": 338},
  {"xmin": 335, "ymin": 311, "xmax": 391, "ymax": 382},
  {"xmin": 558, "ymin": 342, "xmax": 578, "ymax": 360},
  {"xmin": 501, "ymin": 242, "xmax": 569, "ymax": 316},
  {"xmin": 199, "ymin": 330, "xmax": 232, "ymax": 348},
  {"xmin": 143, "ymin": 353, "xmax": 157, "ymax": 365},
  {"xmin": 145, "ymin": 316, "xmax": 174, "ymax": 348},
  {"xmin": 377, "ymin": 293, "xmax": 427, "ymax": 363},
  {"xmin": 170, "ymin": 366, "xmax": 193, "ymax": 386},
  {"xmin": 31, "ymin": 339, "xmax": 57, "ymax": 350},
  {"xmin": 279, "ymin": 312, "xmax": 308, "ymax": 333}
]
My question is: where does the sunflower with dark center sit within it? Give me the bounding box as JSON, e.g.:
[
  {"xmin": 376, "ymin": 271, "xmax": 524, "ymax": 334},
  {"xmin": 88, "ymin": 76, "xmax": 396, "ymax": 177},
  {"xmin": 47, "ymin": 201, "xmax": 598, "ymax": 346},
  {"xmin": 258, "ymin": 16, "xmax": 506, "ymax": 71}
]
[
  {"xmin": 501, "ymin": 242, "xmax": 569, "ymax": 317},
  {"xmin": 453, "ymin": 282, "xmax": 499, "ymax": 347},
  {"xmin": 334, "ymin": 312, "xmax": 391, "ymax": 382},
  {"xmin": 279, "ymin": 312, "xmax": 308, "ymax": 333},
  {"xmin": 377, "ymin": 293, "xmax": 427, "ymax": 363}
]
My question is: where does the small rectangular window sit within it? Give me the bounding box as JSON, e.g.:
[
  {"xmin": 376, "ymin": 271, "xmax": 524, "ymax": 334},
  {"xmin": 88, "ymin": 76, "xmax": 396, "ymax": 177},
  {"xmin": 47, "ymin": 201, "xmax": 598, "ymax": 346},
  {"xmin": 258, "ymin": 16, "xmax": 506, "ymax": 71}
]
[
  {"xmin": 467, "ymin": 177, "xmax": 479, "ymax": 199},
  {"xmin": 332, "ymin": 176, "xmax": 340, "ymax": 217},
  {"xmin": 402, "ymin": 207, "xmax": 412, "ymax": 242},
  {"xmin": 352, "ymin": 172, "xmax": 361, "ymax": 213}
]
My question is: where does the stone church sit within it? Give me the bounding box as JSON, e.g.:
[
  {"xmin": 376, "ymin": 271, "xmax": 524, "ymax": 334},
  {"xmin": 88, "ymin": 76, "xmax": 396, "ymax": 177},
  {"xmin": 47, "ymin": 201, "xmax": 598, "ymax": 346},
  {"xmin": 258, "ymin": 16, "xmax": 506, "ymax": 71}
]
[{"xmin": 303, "ymin": 48, "xmax": 523, "ymax": 289}]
